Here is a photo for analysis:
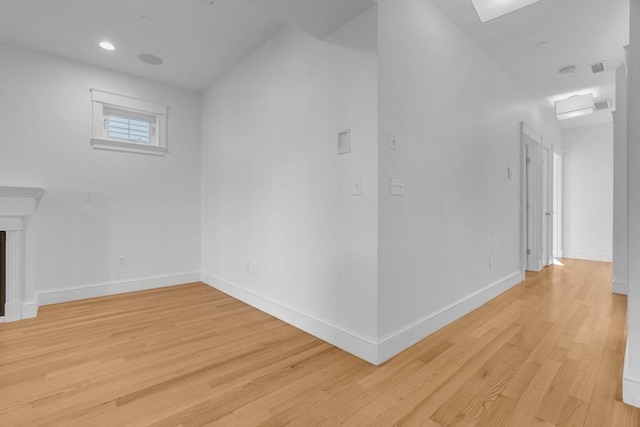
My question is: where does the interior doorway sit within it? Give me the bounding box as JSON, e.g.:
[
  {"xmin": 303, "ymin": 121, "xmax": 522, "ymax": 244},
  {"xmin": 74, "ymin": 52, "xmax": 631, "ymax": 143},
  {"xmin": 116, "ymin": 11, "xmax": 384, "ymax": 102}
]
[
  {"xmin": 552, "ymin": 150, "xmax": 563, "ymax": 260},
  {"xmin": 541, "ymin": 145, "xmax": 552, "ymax": 267},
  {"xmin": 1, "ymin": 231, "xmax": 5, "ymax": 317},
  {"xmin": 521, "ymin": 122, "xmax": 553, "ymax": 272}
]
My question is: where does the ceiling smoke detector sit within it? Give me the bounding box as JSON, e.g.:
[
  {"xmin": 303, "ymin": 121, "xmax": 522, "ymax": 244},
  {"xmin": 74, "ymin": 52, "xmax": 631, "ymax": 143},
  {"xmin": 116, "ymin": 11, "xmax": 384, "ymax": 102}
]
[
  {"xmin": 590, "ymin": 61, "xmax": 608, "ymax": 74},
  {"xmin": 558, "ymin": 65, "xmax": 576, "ymax": 75}
]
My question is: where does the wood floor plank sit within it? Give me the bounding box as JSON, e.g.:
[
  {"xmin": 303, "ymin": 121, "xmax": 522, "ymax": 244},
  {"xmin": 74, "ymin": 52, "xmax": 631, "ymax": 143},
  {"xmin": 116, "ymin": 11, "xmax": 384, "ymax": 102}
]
[{"xmin": 1, "ymin": 259, "xmax": 638, "ymax": 426}]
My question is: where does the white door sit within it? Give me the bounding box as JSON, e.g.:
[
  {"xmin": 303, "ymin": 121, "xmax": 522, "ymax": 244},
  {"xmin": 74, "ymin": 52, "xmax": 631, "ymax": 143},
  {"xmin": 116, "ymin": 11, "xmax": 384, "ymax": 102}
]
[
  {"xmin": 541, "ymin": 146, "xmax": 552, "ymax": 267},
  {"xmin": 553, "ymin": 152, "xmax": 563, "ymax": 259},
  {"xmin": 524, "ymin": 141, "xmax": 542, "ymax": 271},
  {"xmin": 525, "ymin": 143, "xmax": 536, "ymax": 270},
  {"xmin": 521, "ymin": 122, "xmax": 547, "ymax": 272}
]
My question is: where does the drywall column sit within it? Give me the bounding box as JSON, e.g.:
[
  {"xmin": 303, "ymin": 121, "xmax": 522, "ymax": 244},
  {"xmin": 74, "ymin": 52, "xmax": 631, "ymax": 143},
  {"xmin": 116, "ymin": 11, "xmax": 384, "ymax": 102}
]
[
  {"xmin": 200, "ymin": 26, "xmax": 379, "ymax": 362},
  {"xmin": 613, "ymin": 66, "xmax": 628, "ymax": 295},
  {"xmin": 623, "ymin": 0, "xmax": 640, "ymax": 408},
  {"xmin": 376, "ymin": 0, "xmax": 561, "ymax": 363}
]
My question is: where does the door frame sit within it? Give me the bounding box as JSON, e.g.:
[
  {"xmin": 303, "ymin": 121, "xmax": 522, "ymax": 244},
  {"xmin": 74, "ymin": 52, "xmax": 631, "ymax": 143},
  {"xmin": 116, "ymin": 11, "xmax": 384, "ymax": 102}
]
[
  {"xmin": 520, "ymin": 122, "xmax": 551, "ymax": 272},
  {"xmin": 552, "ymin": 147, "xmax": 564, "ymax": 260},
  {"xmin": 541, "ymin": 144, "xmax": 552, "ymax": 267}
]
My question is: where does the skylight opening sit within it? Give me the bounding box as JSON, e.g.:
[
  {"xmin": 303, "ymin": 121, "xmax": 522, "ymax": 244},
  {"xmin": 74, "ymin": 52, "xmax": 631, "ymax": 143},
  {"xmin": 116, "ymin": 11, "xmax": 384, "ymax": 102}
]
[{"xmin": 470, "ymin": 0, "xmax": 541, "ymax": 23}]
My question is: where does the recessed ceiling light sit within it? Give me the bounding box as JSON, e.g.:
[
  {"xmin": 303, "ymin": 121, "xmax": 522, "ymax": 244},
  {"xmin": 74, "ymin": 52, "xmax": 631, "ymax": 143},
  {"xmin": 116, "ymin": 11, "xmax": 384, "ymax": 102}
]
[
  {"xmin": 470, "ymin": 0, "xmax": 541, "ymax": 23},
  {"xmin": 99, "ymin": 41, "xmax": 115, "ymax": 51},
  {"xmin": 138, "ymin": 53, "xmax": 163, "ymax": 66}
]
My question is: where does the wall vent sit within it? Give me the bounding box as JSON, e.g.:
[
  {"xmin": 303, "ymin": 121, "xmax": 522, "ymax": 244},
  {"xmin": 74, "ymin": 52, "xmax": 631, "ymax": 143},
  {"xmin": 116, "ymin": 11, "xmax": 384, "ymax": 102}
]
[
  {"xmin": 594, "ymin": 99, "xmax": 611, "ymax": 111},
  {"xmin": 590, "ymin": 61, "xmax": 607, "ymax": 74}
]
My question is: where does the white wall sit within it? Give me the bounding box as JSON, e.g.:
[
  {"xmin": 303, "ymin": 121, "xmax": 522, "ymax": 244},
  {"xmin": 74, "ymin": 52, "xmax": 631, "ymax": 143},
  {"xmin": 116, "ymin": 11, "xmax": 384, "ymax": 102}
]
[
  {"xmin": 200, "ymin": 20, "xmax": 379, "ymax": 359},
  {"xmin": 376, "ymin": 0, "xmax": 561, "ymax": 358},
  {"xmin": 0, "ymin": 44, "xmax": 202, "ymax": 304},
  {"xmin": 562, "ymin": 123, "xmax": 613, "ymax": 262},
  {"xmin": 613, "ymin": 65, "xmax": 628, "ymax": 294},
  {"xmin": 623, "ymin": 0, "xmax": 640, "ymax": 408}
]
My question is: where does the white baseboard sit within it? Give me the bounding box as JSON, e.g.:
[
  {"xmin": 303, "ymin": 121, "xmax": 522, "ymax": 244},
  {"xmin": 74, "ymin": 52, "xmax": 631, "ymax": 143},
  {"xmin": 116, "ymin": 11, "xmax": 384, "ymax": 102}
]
[
  {"xmin": 377, "ymin": 270, "xmax": 524, "ymax": 364},
  {"xmin": 36, "ymin": 272, "xmax": 201, "ymax": 306},
  {"xmin": 201, "ymin": 271, "xmax": 524, "ymax": 366},
  {"xmin": 21, "ymin": 300, "xmax": 38, "ymax": 319},
  {"xmin": 623, "ymin": 340, "xmax": 640, "ymax": 408},
  {"xmin": 18, "ymin": 269, "xmax": 524, "ymax": 366},
  {"xmin": 612, "ymin": 280, "xmax": 629, "ymax": 295},
  {"xmin": 563, "ymin": 251, "xmax": 612, "ymax": 262},
  {"xmin": 200, "ymin": 272, "xmax": 378, "ymax": 364},
  {"xmin": 0, "ymin": 300, "xmax": 38, "ymax": 323},
  {"xmin": 1, "ymin": 302, "xmax": 22, "ymax": 322}
]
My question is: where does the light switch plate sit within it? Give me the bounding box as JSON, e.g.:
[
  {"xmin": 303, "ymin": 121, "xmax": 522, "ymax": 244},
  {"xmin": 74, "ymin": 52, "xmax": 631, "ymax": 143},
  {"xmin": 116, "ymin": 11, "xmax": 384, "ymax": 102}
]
[
  {"xmin": 352, "ymin": 178, "xmax": 363, "ymax": 195},
  {"xmin": 338, "ymin": 129, "xmax": 350, "ymax": 154},
  {"xmin": 389, "ymin": 178, "xmax": 404, "ymax": 196},
  {"xmin": 389, "ymin": 133, "xmax": 398, "ymax": 150}
]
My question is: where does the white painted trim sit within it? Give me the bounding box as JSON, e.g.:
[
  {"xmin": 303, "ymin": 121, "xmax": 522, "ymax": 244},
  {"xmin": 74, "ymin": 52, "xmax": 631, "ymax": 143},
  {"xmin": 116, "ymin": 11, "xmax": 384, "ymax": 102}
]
[
  {"xmin": 90, "ymin": 138, "xmax": 168, "ymax": 156},
  {"xmin": 552, "ymin": 145, "xmax": 564, "ymax": 156},
  {"xmin": 21, "ymin": 300, "xmax": 38, "ymax": 319},
  {"xmin": 36, "ymin": 272, "xmax": 200, "ymax": 306},
  {"xmin": 377, "ymin": 270, "xmax": 524, "ymax": 364},
  {"xmin": 0, "ymin": 300, "xmax": 38, "ymax": 323},
  {"xmin": 90, "ymin": 88, "xmax": 168, "ymax": 154},
  {"xmin": 612, "ymin": 280, "xmax": 629, "ymax": 295},
  {"xmin": 522, "ymin": 122, "xmax": 542, "ymax": 144},
  {"xmin": 623, "ymin": 340, "xmax": 640, "ymax": 408},
  {"xmin": 521, "ymin": 122, "xmax": 546, "ymax": 273},
  {"xmin": 200, "ymin": 272, "xmax": 378, "ymax": 364},
  {"xmin": 1, "ymin": 302, "xmax": 21, "ymax": 322},
  {"xmin": 90, "ymin": 88, "xmax": 167, "ymax": 116},
  {"xmin": 0, "ymin": 186, "xmax": 44, "ymax": 214},
  {"xmin": 563, "ymin": 251, "xmax": 612, "ymax": 262}
]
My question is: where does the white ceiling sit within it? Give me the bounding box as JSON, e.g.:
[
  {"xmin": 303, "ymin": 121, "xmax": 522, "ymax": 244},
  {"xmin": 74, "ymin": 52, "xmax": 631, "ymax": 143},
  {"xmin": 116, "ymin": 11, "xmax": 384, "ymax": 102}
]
[
  {"xmin": 0, "ymin": 0, "xmax": 373, "ymax": 92},
  {"xmin": 0, "ymin": 0, "xmax": 629, "ymax": 129},
  {"xmin": 430, "ymin": 0, "xmax": 629, "ymax": 128}
]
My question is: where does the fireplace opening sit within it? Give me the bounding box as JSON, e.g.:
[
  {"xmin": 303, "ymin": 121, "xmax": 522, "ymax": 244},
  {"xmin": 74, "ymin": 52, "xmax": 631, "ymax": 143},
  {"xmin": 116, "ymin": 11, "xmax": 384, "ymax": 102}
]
[{"xmin": 1, "ymin": 231, "xmax": 5, "ymax": 317}]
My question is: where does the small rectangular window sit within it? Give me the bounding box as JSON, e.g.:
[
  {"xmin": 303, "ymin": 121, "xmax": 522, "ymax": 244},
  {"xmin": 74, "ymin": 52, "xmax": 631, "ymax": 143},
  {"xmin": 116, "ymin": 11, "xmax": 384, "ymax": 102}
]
[
  {"xmin": 105, "ymin": 109, "xmax": 153, "ymax": 144},
  {"xmin": 90, "ymin": 89, "xmax": 168, "ymax": 156},
  {"xmin": 107, "ymin": 115, "xmax": 150, "ymax": 143}
]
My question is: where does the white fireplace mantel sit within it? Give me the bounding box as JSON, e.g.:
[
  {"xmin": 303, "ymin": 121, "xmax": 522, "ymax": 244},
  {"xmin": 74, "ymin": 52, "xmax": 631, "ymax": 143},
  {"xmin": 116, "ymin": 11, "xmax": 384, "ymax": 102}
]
[{"xmin": 1, "ymin": 186, "xmax": 44, "ymax": 322}]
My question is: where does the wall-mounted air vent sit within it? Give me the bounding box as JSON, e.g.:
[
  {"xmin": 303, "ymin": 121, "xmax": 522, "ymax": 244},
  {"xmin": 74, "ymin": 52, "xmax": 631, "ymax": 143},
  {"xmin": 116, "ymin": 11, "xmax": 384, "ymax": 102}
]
[
  {"xmin": 594, "ymin": 99, "xmax": 611, "ymax": 111},
  {"xmin": 590, "ymin": 61, "xmax": 607, "ymax": 74}
]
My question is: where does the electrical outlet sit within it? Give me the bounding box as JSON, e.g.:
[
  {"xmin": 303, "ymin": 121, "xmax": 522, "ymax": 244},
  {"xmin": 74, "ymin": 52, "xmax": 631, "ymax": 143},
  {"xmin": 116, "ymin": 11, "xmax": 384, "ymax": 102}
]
[
  {"xmin": 246, "ymin": 261, "xmax": 256, "ymax": 274},
  {"xmin": 85, "ymin": 191, "xmax": 94, "ymax": 202},
  {"xmin": 118, "ymin": 256, "xmax": 126, "ymax": 267}
]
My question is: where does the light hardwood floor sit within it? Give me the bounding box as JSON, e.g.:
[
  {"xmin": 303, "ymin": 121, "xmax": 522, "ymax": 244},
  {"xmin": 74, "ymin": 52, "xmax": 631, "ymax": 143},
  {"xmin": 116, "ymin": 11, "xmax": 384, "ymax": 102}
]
[{"xmin": 1, "ymin": 259, "xmax": 638, "ymax": 426}]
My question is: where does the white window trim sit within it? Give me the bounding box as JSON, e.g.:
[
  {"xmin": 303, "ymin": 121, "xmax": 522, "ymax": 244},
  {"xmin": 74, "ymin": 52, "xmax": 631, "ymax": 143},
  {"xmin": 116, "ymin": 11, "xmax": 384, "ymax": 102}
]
[{"xmin": 90, "ymin": 88, "xmax": 168, "ymax": 156}]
